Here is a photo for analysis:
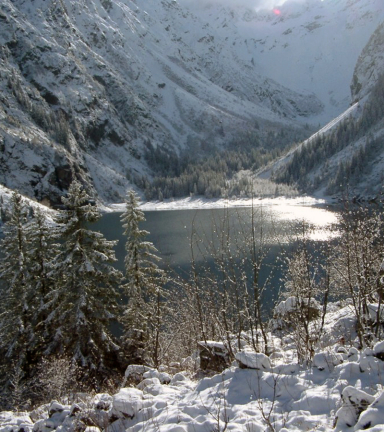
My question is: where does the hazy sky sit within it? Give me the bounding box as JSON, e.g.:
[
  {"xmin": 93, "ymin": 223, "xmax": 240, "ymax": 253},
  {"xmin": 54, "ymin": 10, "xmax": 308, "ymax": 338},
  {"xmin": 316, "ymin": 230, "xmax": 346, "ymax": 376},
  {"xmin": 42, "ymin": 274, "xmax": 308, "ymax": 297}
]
[{"xmin": 178, "ymin": 0, "xmax": 306, "ymax": 12}]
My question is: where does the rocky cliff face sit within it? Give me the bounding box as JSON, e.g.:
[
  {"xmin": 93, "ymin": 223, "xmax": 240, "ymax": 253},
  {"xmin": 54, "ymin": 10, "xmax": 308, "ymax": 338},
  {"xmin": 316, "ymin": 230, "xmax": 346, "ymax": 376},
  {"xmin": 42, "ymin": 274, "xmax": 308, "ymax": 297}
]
[
  {"xmin": 351, "ymin": 21, "xmax": 384, "ymax": 102},
  {"xmin": 0, "ymin": 0, "xmax": 382, "ymax": 204}
]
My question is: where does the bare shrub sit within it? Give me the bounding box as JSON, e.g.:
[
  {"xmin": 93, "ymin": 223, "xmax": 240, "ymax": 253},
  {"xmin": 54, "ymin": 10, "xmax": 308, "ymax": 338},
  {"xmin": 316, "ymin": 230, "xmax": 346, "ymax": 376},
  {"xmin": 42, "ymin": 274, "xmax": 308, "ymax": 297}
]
[{"xmin": 32, "ymin": 356, "xmax": 84, "ymax": 405}]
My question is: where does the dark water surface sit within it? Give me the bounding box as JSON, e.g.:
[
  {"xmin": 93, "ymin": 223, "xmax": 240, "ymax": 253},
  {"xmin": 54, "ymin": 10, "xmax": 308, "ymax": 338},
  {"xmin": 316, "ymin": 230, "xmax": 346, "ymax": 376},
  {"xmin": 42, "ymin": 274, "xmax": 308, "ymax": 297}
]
[{"xmin": 92, "ymin": 204, "xmax": 337, "ymax": 314}]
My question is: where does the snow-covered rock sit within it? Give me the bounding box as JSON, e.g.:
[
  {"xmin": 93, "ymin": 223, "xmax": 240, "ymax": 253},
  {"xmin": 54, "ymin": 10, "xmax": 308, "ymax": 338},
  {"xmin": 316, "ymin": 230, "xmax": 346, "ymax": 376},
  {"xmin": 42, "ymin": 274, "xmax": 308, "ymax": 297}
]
[
  {"xmin": 110, "ymin": 388, "xmax": 143, "ymax": 419},
  {"xmin": 198, "ymin": 341, "xmax": 230, "ymax": 372},
  {"xmin": 373, "ymin": 341, "xmax": 384, "ymax": 361},
  {"xmin": 122, "ymin": 365, "xmax": 152, "ymax": 387},
  {"xmin": 348, "ymin": 347, "xmax": 360, "ymax": 362},
  {"xmin": 47, "ymin": 403, "xmax": 65, "ymax": 418},
  {"xmin": 275, "ymin": 296, "xmax": 297, "ymax": 314},
  {"xmin": 274, "ymin": 296, "xmax": 321, "ymax": 320},
  {"xmin": 335, "ymin": 386, "xmax": 375, "ymax": 430},
  {"xmin": 93, "ymin": 393, "xmax": 113, "ymax": 411},
  {"xmin": 142, "ymin": 369, "xmax": 171, "ymax": 384},
  {"xmin": 313, "ymin": 351, "xmax": 344, "ymax": 371},
  {"xmin": 32, "ymin": 403, "xmax": 70, "ymax": 432},
  {"xmin": 354, "ymin": 391, "xmax": 384, "ymax": 431},
  {"xmin": 170, "ymin": 373, "xmax": 187, "ymax": 385},
  {"xmin": 358, "ymin": 351, "xmax": 384, "ymax": 373},
  {"xmin": 29, "ymin": 406, "xmax": 49, "ymax": 424},
  {"xmin": 235, "ymin": 351, "xmax": 272, "ymax": 371},
  {"xmin": 343, "ymin": 386, "xmax": 375, "ymax": 408},
  {"xmin": 137, "ymin": 378, "xmax": 161, "ymax": 391}
]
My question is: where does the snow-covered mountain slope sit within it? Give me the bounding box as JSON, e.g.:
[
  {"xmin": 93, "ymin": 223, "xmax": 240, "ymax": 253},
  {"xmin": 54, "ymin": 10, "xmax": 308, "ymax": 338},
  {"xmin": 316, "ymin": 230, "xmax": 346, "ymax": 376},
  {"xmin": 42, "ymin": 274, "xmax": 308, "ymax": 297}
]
[
  {"xmin": 0, "ymin": 0, "xmax": 325, "ymax": 205},
  {"xmin": 0, "ymin": 0, "xmax": 382, "ymax": 204},
  {"xmin": 183, "ymin": 0, "xmax": 384, "ymax": 124},
  {"xmin": 258, "ymin": 101, "xmax": 361, "ymax": 181},
  {"xmin": 268, "ymin": 96, "xmax": 384, "ymax": 199},
  {"xmin": 258, "ymin": 15, "xmax": 384, "ymax": 199}
]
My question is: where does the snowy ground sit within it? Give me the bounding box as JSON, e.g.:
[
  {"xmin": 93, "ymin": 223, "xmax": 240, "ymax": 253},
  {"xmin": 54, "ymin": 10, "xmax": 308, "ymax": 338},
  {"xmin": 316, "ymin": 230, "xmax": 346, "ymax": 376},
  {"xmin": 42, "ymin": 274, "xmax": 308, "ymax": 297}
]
[
  {"xmin": 139, "ymin": 196, "xmax": 329, "ymax": 212},
  {"xmin": 103, "ymin": 195, "xmax": 329, "ymax": 213},
  {"xmin": 0, "ymin": 185, "xmax": 55, "ymax": 219},
  {"xmin": 1, "ymin": 183, "xmax": 327, "ymax": 216},
  {"xmin": 1, "ymin": 302, "xmax": 384, "ymax": 432}
]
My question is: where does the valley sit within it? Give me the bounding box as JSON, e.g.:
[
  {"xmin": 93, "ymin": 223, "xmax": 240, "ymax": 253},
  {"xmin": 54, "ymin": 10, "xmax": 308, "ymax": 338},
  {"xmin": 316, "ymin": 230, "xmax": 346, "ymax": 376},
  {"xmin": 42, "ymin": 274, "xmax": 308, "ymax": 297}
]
[
  {"xmin": 1, "ymin": 2, "xmax": 384, "ymax": 428},
  {"xmin": 0, "ymin": 0, "xmax": 383, "ymax": 205}
]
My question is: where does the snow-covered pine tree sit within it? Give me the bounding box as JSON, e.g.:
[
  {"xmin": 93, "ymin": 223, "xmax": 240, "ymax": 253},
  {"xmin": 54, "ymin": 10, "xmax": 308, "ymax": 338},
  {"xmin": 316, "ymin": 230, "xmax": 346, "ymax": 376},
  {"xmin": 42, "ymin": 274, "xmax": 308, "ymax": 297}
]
[
  {"xmin": 45, "ymin": 181, "xmax": 123, "ymax": 381},
  {"xmin": 120, "ymin": 190, "xmax": 167, "ymax": 366},
  {"xmin": 0, "ymin": 192, "xmax": 33, "ymax": 384}
]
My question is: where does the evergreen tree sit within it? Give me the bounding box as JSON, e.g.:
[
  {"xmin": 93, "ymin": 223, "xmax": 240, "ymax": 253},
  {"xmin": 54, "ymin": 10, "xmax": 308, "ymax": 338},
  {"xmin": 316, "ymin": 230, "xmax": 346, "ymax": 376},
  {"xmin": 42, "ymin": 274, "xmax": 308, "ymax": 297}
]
[
  {"xmin": 25, "ymin": 208, "xmax": 60, "ymax": 358},
  {"xmin": 46, "ymin": 181, "xmax": 123, "ymax": 379},
  {"xmin": 0, "ymin": 192, "xmax": 33, "ymax": 382},
  {"xmin": 120, "ymin": 190, "xmax": 167, "ymax": 366}
]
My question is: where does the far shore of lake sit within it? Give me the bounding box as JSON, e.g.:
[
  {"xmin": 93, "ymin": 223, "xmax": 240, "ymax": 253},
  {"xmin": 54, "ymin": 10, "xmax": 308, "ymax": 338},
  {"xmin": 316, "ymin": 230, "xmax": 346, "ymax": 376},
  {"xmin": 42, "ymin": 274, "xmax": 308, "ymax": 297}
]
[{"xmin": 101, "ymin": 195, "xmax": 331, "ymax": 213}]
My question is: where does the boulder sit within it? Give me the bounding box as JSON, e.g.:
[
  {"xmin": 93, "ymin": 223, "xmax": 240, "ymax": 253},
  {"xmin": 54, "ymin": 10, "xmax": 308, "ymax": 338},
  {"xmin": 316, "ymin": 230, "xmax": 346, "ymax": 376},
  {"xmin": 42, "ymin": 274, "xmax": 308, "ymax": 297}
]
[
  {"xmin": 122, "ymin": 364, "xmax": 152, "ymax": 387},
  {"xmin": 354, "ymin": 391, "xmax": 384, "ymax": 431},
  {"xmin": 235, "ymin": 351, "xmax": 272, "ymax": 371},
  {"xmin": 137, "ymin": 377, "xmax": 161, "ymax": 391},
  {"xmin": 170, "ymin": 373, "xmax": 187, "ymax": 385},
  {"xmin": 48, "ymin": 402, "xmax": 65, "ymax": 418},
  {"xmin": 0, "ymin": 413, "xmax": 33, "ymax": 432},
  {"xmin": 110, "ymin": 388, "xmax": 144, "ymax": 420},
  {"xmin": 142, "ymin": 369, "xmax": 172, "ymax": 384},
  {"xmin": 137, "ymin": 378, "xmax": 164, "ymax": 396},
  {"xmin": 373, "ymin": 341, "xmax": 384, "ymax": 361},
  {"xmin": 198, "ymin": 341, "xmax": 230, "ymax": 372},
  {"xmin": 313, "ymin": 351, "xmax": 343, "ymax": 371},
  {"xmin": 347, "ymin": 347, "xmax": 359, "ymax": 362},
  {"xmin": 334, "ymin": 386, "xmax": 375, "ymax": 429},
  {"xmin": 93, "ymin": 394, "xmax": 113, "ymax": 411},
  {"xmin": 275, "ymin": 296, "xmax": 321, "ymax": 321}
]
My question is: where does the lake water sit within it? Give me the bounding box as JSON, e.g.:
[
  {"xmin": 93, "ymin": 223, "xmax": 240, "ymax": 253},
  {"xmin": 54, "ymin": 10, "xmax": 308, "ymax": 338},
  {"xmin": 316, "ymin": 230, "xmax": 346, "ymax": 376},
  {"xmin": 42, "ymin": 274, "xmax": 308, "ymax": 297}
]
[{"xmin": 92, "ymin": 201, "xmax": 338, "ymax": 314}]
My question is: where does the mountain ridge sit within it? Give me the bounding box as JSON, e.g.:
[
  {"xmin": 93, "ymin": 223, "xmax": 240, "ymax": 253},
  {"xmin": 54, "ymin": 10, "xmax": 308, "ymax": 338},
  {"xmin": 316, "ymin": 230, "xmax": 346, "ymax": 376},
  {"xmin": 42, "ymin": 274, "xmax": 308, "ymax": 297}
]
[
  {"xmin": 268, "ymin": 24, "xmax": 384, "ymax": 200},
  {"xmin": 0, "ymin": 0, "xmax": 383, "ymax": 204}
]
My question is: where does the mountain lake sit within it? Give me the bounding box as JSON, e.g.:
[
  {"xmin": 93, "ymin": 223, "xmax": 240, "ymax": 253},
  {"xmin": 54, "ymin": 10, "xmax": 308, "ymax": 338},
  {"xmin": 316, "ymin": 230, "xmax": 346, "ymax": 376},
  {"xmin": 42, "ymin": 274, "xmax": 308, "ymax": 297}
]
[{"xmin": 92, "ymin": 201, "xmax": 338, "ymax": 315}]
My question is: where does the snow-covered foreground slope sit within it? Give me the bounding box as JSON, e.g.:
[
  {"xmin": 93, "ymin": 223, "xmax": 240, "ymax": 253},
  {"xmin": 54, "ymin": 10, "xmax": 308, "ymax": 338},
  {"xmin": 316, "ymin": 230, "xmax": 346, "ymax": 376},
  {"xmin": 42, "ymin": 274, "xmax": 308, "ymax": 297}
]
[{"xmin": 2, "ymin": 303, "xmax": 384, "ymax": 432}]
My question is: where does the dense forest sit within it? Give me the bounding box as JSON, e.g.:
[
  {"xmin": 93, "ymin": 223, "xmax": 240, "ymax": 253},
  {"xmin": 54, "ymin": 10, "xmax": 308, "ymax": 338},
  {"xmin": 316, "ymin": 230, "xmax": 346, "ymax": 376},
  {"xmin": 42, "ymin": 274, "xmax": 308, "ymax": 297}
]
[{"xmin": 134, "ymin": 126, "xmax": 312, "ymax": 200}]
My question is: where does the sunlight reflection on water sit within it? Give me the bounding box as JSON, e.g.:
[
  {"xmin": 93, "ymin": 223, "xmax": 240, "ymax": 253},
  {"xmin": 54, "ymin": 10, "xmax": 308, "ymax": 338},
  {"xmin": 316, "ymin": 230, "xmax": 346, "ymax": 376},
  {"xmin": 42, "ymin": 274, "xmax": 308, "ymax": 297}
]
[
  {"xmin": 105, "ymin": 196, "xmax": 339, "ymax": 242},
  {"xmin": 269, "ymin": 203, "xmax": 339, "ymax": 241}
]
